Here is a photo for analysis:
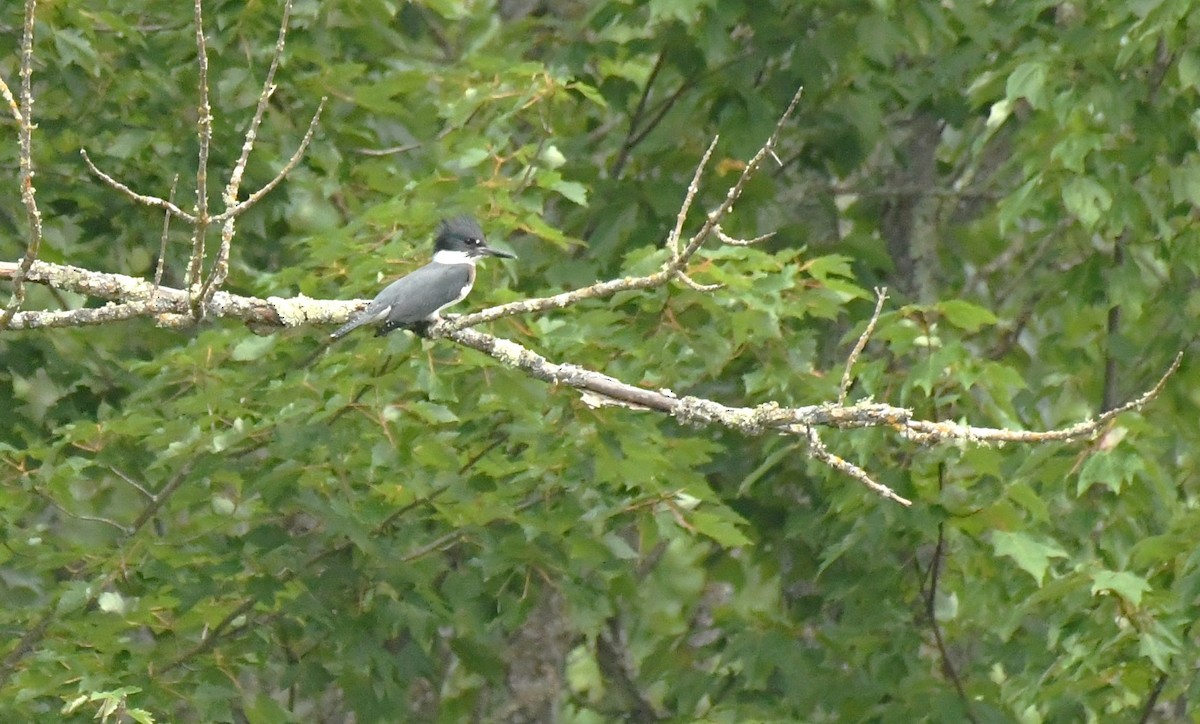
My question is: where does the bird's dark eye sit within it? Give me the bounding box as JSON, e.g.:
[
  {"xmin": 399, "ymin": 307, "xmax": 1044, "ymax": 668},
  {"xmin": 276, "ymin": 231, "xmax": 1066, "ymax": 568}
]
[{"xmin": 468, "ymin": 237, "xmax": 481, "ymax": 246}]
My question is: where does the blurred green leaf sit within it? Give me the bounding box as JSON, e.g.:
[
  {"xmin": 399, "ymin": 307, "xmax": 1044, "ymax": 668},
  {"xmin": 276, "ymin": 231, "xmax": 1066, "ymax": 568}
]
[
  {"xmin": 991, "ymin": 531, "xmax": 1069, "ymax": 586},
  {"xmin": 1090, "ymin": 569, "xmax": 1151, "ymax": 606}
]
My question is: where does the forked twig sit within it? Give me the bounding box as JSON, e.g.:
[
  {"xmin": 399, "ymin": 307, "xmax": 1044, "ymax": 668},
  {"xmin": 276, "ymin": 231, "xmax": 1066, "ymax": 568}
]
[
  {"xmin": 667, "ymin": 135, "xmax": 719, "ymax": 258},
  {"xmin": 154, "ymin": 175, "xmax": 180, "ymax": 296},
  {"xmin": 0, "ymin": 0, "xmax": 45, "ymax": 329},
  {"xmin": 446, "ymin": 87, "xmax": 806, "ymax": 332},
  {"xmin": 839, "ymin": 287, "xmax": 888, "ymax": 405},
  {"xmin": 199, "ymin": 96, "xmax": 325, "ymax": 301},
  {"xmin": 75, "ymin": 0, "xmax": 320, "ymax": 319},
  {"xmin": 187, "ymin": 0, "xmax": 214, "ymax": 292},
  {"xmin": 198, "ymin": 0, "xmax": 302, "ymax": 303},
  {"xmin": 80, "ymin": 151, "xmax": 196, "ymax": 223},
  {"xmin": 803, "ymin": 425, "xmax": 912, "ymax": 506}
]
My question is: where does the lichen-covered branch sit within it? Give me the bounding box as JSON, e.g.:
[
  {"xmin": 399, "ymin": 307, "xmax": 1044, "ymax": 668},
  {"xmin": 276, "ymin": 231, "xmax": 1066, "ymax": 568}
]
[
  {"xmin": 0, "ymin": 0, "xmax": 45, "ymax": 329},
  {"xmin": 78, "ymin": 0, "xmax": 319, "ymax": 315},
  {"xmin": 0, "ymin": 259, "xmax": 358, "ymax": 330},
  {"xmin": 0, "ymin": 253, "xmax": 1182, "ymax": 506},
  {"xmin": 840, "ymin": 287, "xmax": 888, "ymax": 405},
  {"xmin": 188, "ymin": 0, "xmax": 214, "ymax": 291}
]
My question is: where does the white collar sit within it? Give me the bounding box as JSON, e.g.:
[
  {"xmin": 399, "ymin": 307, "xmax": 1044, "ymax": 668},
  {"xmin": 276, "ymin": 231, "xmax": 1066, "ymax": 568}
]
[{"xmin": 431, "ymin": 249, "xmax": 477, "ymax": 265}]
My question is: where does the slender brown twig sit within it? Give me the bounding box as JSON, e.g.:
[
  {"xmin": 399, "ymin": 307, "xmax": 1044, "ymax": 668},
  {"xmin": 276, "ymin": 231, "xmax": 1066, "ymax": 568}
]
[
  {"xmin": 839, "ymin": 287, "xmax": 888, "ymax": 405},
  {"xmin": 200, "ymin": 0, "xmax": 298, "ymax": 302},
  {"xmin": 154, "ymin": 175, "xmax": 180, "ymax": 295},
  {"xmin": 187, "ymin": 0, "xmax": 214, "ymax": 292},
  {"xmin": 445, "ymin": 87, "xmax": 806, "ymax": 332},
  {"xmin": 80, "ymin": 151, "xmax": 196, "ymax": 223},
  {"xmin": 0, "ymin": 0, "xmax": 45, "ymax": 329}
]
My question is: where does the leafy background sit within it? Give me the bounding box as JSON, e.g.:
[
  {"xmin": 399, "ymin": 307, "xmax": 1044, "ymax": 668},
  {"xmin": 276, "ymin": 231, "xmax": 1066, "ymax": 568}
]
[{"xmin": 2, "ymin": 0, "xmax": 1199, "ymax": 721}]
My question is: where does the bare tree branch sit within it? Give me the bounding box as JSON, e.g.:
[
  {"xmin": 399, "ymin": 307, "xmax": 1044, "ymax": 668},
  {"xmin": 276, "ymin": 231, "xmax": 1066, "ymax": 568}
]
[
  {"xmin": 802, "ymin": 425, "xmax": 910, "ymax": 506},
  {"xmin": 211, "ymin": 98, "xmax": 326, "ymax": 224},
  {"xmin": 0, "ymin": 259, "xmax": 356, "ymax": 330},
  {"xmin": 188, "ymin": 0, "xmax": 214, "ymax": 291},
  {"xmin": 0, "ymin": 0, "xmax": 45, "ymax": 329},
  {"xmin": 79, "ymin": 151, "xmax": 197, "ymax": 223},
  {"xmin": 199, "ymin": 0, "xmax": 301, "ymax": 303},
  {"xmin": 154, "ymin": 175, "xmax": 180, "ymax": 294},
  {"xmin": 0, "ymin": 253, "xmax": 1182, "ymax": 505},
  {"xmin": 447, "ymin": 87, "xmax": 805, "ymax": 332},
  {"xmin": 840, "ymin": 287, "xmax": 888, "ymax": 405},
  {"xmin": 0, "ymin": 74, "xmax": 1181, "ymax": 508}
]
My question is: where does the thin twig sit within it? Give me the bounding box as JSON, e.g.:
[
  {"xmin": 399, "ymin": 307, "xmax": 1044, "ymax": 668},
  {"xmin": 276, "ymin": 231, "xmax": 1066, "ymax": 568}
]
[
  {"xmin": 713, "ymin": 222, "xmax": 773, "ymax": 246},
  {"xmin": 196, "ymin": 0, "xmax": 296, "ymax": 305},
  {"xmin": 1138, "ymin": 673, "xmax": 1169, "ymax": 724},
  {"xmin": 129, "ymin": 464, "xmax": 194, "ymax": 536},
  {"xmin": 187, "ymin": 0, "xmax": 214, "ymax": 291},
  {"xmin": 676, "ymin": 272, "xmax": 723, "ymax": 293},
  {"xmin": 79, "ymin": 151, "xmax": 196, "ymax": 223},
  {"xmin": 902, "ymin": 352, "xmax": 1183, "ymax": 445},
  {"xmin": 154, "ymin": 175, "xmax": 180, "ymax": 296},
  {"xmin": 839, "ymin": 287, "xmax": 888, "ymax": 405},
  {"xmin": 924, "ymin": 482, "xmax": 979, "ymax": 722},
  {"xmin": 515, "ymin": 112, "xmax": 550, "ymax": 196},
  {"xmin": 212, "ymin": 98, "xmax": 326, "ymax": 223},
  {"xmin": 224, "ymin": 0, "xmax": 294, "ymax": 206},
  {"xmin": 667, "ymin": 135, "xmax": 719, "ymax": 258},
  {"xmin": 1101, "ymin": 233, "xmax": 1127, "ymax": 414},
  {"xmin": 108, "ymin": 466, "xmax": 155, "ymax": 500},
  {"xmin": 0, "ymin": 0, "xmax": 45, "ymax": 329},
  {"xmin": 622, "ymin": 70, "xmax": 701, "ymax": 165},
  {"xmin": 803, "ymin": 426, "xmax": 912, "ymax": 506},
  {"xmin": 353, "ymin": 142, "xmax": 420, "ymax": 156},
  {"xmin": 0, "ymin": 609, "xmax": 54, "ymax": 684},
  {"xmin": 611, "ymin": 51, "xmax": 666, "ymax": 179},
  {"xmin": 445, "ymin": 86, "xmax": 805, "ymax": 332},
  {"xmin": 33, "ymin": 489, "xmax": 131, "ymax": 535},
  {"xmin": 160, "ymin": 596, "xmax": 258, "ymax": 674}
]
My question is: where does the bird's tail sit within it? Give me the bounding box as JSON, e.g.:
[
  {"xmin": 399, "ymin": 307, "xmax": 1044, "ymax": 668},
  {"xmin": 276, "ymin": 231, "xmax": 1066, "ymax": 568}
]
[{"xmin": 329, "ymin": 315, "xmax": 367, "ymax": 340}]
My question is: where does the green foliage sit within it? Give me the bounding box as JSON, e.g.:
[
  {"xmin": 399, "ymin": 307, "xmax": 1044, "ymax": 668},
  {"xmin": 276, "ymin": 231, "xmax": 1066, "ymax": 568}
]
[{"xmin": 3, "ymin": 0, "xmax": 1200, "ymax": 721}]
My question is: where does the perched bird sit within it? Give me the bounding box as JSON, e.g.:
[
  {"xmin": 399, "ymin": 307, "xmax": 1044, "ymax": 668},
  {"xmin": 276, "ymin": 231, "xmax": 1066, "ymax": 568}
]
[{"xmin": 330, "ymin": 215, "xmax": 516, "ymax": 340}]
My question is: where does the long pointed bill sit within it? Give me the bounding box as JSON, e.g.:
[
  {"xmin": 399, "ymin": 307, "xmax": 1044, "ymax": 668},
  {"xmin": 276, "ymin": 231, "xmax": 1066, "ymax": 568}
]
[{"xmin": 481, "ymin": 246, "xmax": 517, "ymax": 259}]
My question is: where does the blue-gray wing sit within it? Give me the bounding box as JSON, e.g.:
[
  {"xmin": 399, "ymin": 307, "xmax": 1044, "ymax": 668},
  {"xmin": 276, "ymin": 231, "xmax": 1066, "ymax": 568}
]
[
  {"xmin": 380, "ymin": 263, "xmax": 473, "ymax": 332},
  {"xmin": 330, "ymin": 264, "xmax": 473, "ymax": 340}
]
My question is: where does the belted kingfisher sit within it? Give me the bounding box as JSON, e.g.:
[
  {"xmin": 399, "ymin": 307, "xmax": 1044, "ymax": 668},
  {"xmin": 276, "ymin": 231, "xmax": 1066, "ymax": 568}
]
[{"xmin": 330, "ymin": 215, "xmax": 516, "ymax": 340}]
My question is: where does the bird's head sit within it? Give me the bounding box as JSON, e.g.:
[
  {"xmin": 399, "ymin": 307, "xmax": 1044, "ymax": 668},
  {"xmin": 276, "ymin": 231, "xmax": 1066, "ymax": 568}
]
[{"xmin": 433, "ymin": 215, "xmax": 517, "ymax": 260}]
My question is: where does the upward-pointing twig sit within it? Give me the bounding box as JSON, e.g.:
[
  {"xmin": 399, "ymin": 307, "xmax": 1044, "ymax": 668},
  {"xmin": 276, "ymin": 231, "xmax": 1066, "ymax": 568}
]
[
  {"xmin": 840, "ymin": 287, "xmax": 888, "ymax": 405},
  {"xmin": 187, "ymin": 0, "xmax": 214, "ymax": 294},
  {"xmin": 200, "ymin": 0, "xmax": 298, "ymax": 304},
  {"xmin": 0, "ymin": 0, "xmax": 45, "ymax": 330},
  {"xmin": 445, "ymin": 86, "xmax": 806, "ymax": 332}
]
